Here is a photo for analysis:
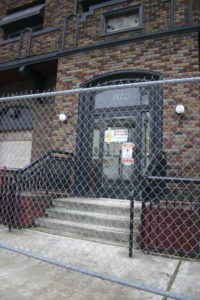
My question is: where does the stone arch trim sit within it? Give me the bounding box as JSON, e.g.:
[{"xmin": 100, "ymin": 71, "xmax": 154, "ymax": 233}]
[{"xmin": 80, "ymin": 70, "xmax": 163, "ymax": 87}]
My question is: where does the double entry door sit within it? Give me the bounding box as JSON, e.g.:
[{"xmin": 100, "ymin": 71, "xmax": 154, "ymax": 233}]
[{"xmin": 90, "ymin": 110, "xmax": 150, "ymax": 199}]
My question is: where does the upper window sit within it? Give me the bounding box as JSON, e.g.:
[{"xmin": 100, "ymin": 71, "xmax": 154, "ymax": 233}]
[
  {"xmin": 80, "ymin": 0, "xmax": 111, "ymax": 12},
  {"xmin": 100, "ymin": 5, "xmax": 143, "ymax": 36},
  {"xmin": 0, "ymin": 1, "xmax": 45, "ymax": 40}
]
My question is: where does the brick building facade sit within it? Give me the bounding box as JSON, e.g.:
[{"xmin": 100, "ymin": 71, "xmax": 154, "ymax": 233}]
[{"xmin": 0, "ymin": 0, "xmax": 199, "ymax": 200}]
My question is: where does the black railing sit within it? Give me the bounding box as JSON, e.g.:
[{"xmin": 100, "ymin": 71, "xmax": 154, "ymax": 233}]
[
  {"xmin": 129, "ymin": 151, "xmax": 200, "ymax": 258},
  {"xmin": 138, "ymin": 153, "xmax": 200, "ymax": 258},
  {"xmin": 0, "ymin": 149, "xmax": 74, "ymax": 231},
  {"xmin": 129, "ymin": 151, "xmax": 167, "ymax": 257}
]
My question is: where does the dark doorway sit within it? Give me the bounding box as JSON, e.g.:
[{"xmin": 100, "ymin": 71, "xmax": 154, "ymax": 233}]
[{"xmin": 74, "ymin": 70, "xmax": 163, "ymax": 200}]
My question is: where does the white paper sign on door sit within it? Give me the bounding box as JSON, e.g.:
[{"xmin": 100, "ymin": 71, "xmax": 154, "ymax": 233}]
[
  {"xmin": 105, "ymin": 129, "xmax": 128, "ymax": 143},
  {"xmin": 113, "ymin": 130, "xmax": 128, "ymax": 142},
  {"xmin": 121, "ymin": 143, "xmax": 135, "ymax": 165}
]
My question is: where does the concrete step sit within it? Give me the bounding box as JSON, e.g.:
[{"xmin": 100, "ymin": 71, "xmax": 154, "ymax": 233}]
[
  {"xmin": 52, "ymin": 197, "xmax": 141, "ymax": 216},
  {"xmin": 46, "ymin": 208, "xmax": 130, "ymax": 229},
  {"xmin": 34, "ymin": 226, "xmax": 138, "ymax": 247},
  {"xmin": 35, "ymin": 197, "xmax": 142, "ymax": 247},
  {"xmin": 35, "ymin": 217, "xmax": 136, "ymax": 246}
]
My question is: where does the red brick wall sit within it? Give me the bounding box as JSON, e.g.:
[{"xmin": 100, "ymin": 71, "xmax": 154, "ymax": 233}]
[
  {"xmin": 0, "ymin": 0, "xmax": 199, "ymax": 177},
  {"xmin": 52, "ymin": 31, "xmax": 199, "ymax": 178},
  {"xmin": 193, "ymin": 0, "xmax": 200, "ymax": 24},
  {"xmin": 0, "ymin": 41, "xmax": 19, "ymax": 63},
  {"xmin": 77, "ymin": 0, "xmax": 172, "ymax": 48},
  {"xmin": 0, "ymin": 1, "xmax": 7, "ymax": 40},
  {"xmin": 0, "ymin": 1, "xmax": 199, "ymax": 60},
  {"xmin": 43, "ymin": 0, "xmax": 74, "ymax": 28},
  {"xmin": 31, "ymin": 30, "xmax": 62, "ymax": 56},
  {"xmin": 56, "ymin": 31, "xmax": 199, "ymax": 89},
  {"xmin": 6, "ymin": 0, "xmax": 35, "ymax": 10}
]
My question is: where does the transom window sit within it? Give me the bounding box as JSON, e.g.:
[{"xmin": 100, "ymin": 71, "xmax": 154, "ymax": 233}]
[{"xmin": 95, "ymin": 87, "xmax": 149, "ymax": 109}]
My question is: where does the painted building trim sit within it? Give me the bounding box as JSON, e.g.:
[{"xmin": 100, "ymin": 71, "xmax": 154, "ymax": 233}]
[{"xmin": 0, "ymin": 24, "xmax": 199, "ymax": 72}]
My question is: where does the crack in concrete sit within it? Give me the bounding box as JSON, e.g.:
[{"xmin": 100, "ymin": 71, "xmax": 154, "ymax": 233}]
[{"xmin": 163, "ymin": 259, "xmax": 182, "ymax": 300}]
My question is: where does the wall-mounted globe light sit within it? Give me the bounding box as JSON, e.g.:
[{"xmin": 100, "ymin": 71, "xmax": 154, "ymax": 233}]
[
  {"xmin": 175, "ymin": 104, "xmax": 185, "ymax": 115},
  {"xmin": 59, "ymin": 113, "xmax": 67, "ymax": 122}
]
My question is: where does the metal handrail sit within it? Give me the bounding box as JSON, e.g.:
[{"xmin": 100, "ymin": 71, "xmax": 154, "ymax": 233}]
[
  {"xmin": 0, "ymin": 149, "xmax": 73, "ymax": 174},
  {"xmin": 139, "ymin": 162, "xmax": 200, "ymax": 256},
  {"xmin": 129, "ymin": 151, "xmax": 200, "ymax": 257},
  {"xmin": 147, "ymin": 175, "xmax": 200, "ymax": 184},
  {"xmin": 0, "ymin": 149, "xmax": 74, "ymax": 231}
]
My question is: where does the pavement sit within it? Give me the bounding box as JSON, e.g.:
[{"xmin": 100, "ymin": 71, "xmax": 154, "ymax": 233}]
[{"xmin": 0, "ymin": 227, "xmax": 199, "ymax": 300}]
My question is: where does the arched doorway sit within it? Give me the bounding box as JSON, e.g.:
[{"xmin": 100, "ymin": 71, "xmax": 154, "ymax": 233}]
[{"xmin": 75, "ymin": 70, "xmax": 163, "ymax": 200}]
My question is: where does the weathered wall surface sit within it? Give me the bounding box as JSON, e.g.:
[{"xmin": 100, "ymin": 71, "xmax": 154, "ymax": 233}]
[
  {"xmin": 0, "ymin": 0, "xmax": 199, "ymax": 176},
  {"xmin": 0, "ymin": 0, "xmax": 199, "ymax": 62},
  {"xmin": 53, "ymin": 31, "xmax": 199, "ymax": 149}
]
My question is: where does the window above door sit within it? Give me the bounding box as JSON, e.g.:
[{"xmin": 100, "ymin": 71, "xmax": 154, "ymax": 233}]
[{"xmin": 95, "ymin": 87, "xmax": 149, "ymax": 109}]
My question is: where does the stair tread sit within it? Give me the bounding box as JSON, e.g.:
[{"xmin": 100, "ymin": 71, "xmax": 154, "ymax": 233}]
[
  {"xmin": 47, "ymin": 207, "xmax": 132, "ymax": 220},
  {"xmin": 35, "ymin": 197, "xmax": 141, "ymax": 246},
  {"xmin": 53, "ymin": 197, "xmax": 142, "ymax": 210},
  {"xmin": 47, "ymin": 208, "xmax": 140, "ymax": 222},
  {"xmin": 36, "ymin": 217, "xmax": 130, "ymax": 233},
  {"xmin": 54, "ymin": 197, "xmax": 132, "ymax": 207}
]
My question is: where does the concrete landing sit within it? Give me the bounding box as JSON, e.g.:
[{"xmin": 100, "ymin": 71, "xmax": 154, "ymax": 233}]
[{"xmin": 0, "ymin": 228, "xmax": 199, "ymax": 300}]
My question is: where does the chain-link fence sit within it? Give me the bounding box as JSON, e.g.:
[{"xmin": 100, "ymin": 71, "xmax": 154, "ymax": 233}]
[{"xmin": 0, "ymin": 77, "xmax": 199, "ymax": 299}]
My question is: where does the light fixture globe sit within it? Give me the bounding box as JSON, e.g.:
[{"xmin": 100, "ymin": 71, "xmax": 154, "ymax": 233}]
[
  {"xmin": 59, "ymin": 113, "xmax": 67, "ymax": 122},
  {"xmin": 176, "ymin": 104, "xmax": 185, "ymax": 115}
]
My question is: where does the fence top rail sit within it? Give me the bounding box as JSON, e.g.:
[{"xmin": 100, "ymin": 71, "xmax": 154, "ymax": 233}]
[{"xmin": 0, "ymin": 76, "xmax": 200, "ymax": 102}]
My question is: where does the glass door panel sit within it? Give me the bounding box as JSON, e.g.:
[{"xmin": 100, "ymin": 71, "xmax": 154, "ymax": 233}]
[
  {"xmin": 102, "ymin": 117, "xmax": 136, "ymax": 187},
  {"xmin": 90, "ymin": 112, "xmax": 149, "ymax": 199}
]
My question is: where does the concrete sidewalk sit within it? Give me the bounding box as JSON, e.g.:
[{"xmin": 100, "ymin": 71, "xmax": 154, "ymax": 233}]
[{"xmin": 0, "ymin": 228, "xmax": 199, "ymax": 300}]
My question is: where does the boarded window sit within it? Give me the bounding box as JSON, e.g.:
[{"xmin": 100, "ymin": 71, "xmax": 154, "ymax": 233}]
[
  {"xmin": 101, "ymin": 5, "xmax": 143, "ymax": 35},
  {"xmin": 106, "ymin": 10, "xmax": 139, "ymax": 33},
  {"xmin": 0, "ymin": 138, "xmax": 32, "ymax": 168}
]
